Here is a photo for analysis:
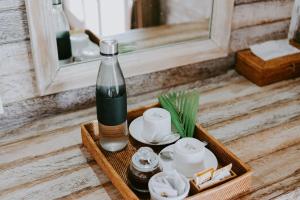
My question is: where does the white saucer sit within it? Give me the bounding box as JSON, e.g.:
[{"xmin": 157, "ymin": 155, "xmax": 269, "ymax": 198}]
[
  {"xmin": 159, "ymin": 144, "xmax": 218, "ymax": 179},
  {"xmin": 129, "ymin": 116, "xmax": 180, "ymax": 146}
]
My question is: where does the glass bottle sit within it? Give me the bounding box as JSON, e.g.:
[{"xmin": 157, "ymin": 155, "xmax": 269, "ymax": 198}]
[
  {"xmin": 52, "ymin": 0, "xmax": 72, "ymax": 64},
  {"xmin": 96, "ymin": 40, "xmax": 128, "ymax": 152}
]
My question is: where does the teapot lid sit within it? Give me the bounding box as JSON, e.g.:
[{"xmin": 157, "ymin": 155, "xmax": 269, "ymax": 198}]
[{"xmin": 132, "ymin": 147, "xmax": 159, "ymax": 172}]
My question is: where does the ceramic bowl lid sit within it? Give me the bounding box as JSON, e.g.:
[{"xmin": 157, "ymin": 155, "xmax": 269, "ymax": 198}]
[{"xmin": 132, "ymin": 147, "xmax": 159, "ymax": 172}]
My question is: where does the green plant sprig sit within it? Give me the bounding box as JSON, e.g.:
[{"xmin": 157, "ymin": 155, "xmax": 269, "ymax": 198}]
[{"xmin": 158, "ymin": 90, "xmax": 200, "ymax": 138}]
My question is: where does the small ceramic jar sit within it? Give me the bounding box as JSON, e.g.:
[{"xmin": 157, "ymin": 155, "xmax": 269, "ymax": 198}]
[{"xmin": 127, "ymin": 147, "xmax": 160, "ymax": 193}]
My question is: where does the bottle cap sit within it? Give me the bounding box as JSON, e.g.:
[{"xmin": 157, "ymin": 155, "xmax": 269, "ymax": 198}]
[
  {"xmin": 100, "ymin": 40, "xmax": 118, "ymax": 56},
  {"xmin": 52, "ymin": 0, "xmax": 62, "ymax": 5}
]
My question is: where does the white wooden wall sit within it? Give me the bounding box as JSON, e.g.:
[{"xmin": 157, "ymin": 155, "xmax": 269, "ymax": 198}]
[{"xmin": 0, "ymin": 0, "xmax": 295, "ymax": 105}]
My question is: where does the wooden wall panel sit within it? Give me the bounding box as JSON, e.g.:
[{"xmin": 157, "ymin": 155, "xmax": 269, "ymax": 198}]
[
  {"xmin": 232, "ymin": 0, "xmax": 293, "ymax": 29},
  {"xmin": 0, "ymin": 0, "xmax": 25, "ymax": 11},
  {"xmin": 0, "ymin": 41, "xmax": 32, "ymax": 75},
  {"xmin": 230, "ymin": 19, "xmax": 290, "ymax": 52},
  {"xmin": 0, "ymin": 41, "xmax": 38, "ymax": 103},
  {"xmin": 0, "ymin": 5, "xmax": 28, "ymax": 44}
]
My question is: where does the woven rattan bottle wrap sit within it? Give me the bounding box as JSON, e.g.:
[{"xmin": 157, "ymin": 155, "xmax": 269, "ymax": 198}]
[{"xmin": 98, "ymin": 122, "xmax": 128, "ymax": 138}]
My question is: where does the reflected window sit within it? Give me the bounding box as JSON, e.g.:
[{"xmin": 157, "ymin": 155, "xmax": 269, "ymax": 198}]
[{"xmin": 53, "ymin": 0, "xmax": 214, "ymax": 66}]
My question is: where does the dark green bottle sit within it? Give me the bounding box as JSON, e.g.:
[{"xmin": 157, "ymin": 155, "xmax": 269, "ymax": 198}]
[
  {"xmin": 52, "ymin": 0, "xmax": 72, "ymax": 64},
  {"xmin": 96, "ymin": 40, "xmax": 128, "ymax": 152}
]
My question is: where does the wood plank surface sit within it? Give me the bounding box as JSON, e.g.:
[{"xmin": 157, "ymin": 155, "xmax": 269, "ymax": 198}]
[
  {"xmin": 239, "ymin": 143, "xmax": 300, "ymax": 199},
  {"xmin": 208, "ymin": 98, "xmax": 300, "ymax": 142},
  {"xmin": 0, "ymin": 125, "xmax": 81, "ymax": 166},
  {"xmin": 0, "ymin": 146, "xmax": 92, "ymax": 191},
  {"xmin": 198, "ymin": 78, "xmax": 300, "ymax": 127},
  {"xmin": 0, "ymin": 163, "xmax": 109, "ymax": 200},
  {"xmin": 0, "ymin": 71, "xmax": 299, "ymax": 200},
  {"xmin": 0, "ymin": 107, "xmax": 96, "ymax": 146}
]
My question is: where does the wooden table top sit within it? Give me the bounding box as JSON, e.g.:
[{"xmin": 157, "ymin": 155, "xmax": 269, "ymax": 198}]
[{"xmin": 0, "ymin": 70, "xmax": 299, "ymax": 200}]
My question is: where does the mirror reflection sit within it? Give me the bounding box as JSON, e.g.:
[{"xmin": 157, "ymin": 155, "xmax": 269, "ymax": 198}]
[{"xmin": 52, "ymin": 0, "xmax": 214, "ymax": 66}]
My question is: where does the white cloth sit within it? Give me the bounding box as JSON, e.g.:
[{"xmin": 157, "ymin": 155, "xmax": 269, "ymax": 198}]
[
  {"xmin": 250, "ymin": 39, "xmax": 300, "ymax": 61},
  {"xmin": 150, "ymin": 171, "xmax": 186, "ymax": 198}
]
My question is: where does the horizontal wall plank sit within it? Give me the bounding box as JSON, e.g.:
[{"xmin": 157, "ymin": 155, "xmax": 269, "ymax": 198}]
[
  {"xmin": 235, "ymin": 0, "xmax": 290, "ymax": 5},
  {"xmin": 0, "ymin": 7, "xmax": 28, "ymax": 44},
  {"xmin": 0, "ymin": 40, "xmax": 32, "ymax": 76},
  {"xmin": 230, "ymin": 19, "xmax": 290, "ymax": 52},
  {"xmin": 232, "ymin": 0, "xmax": 293, "ymax": 30},
  {"xmin": 0, "ymin": 0, "xmax": 25, "ymax": 11},
  {"xmin": 0, "ymin": 70, "xmax": 38, "ymax": 104},
  {"xmin": 0, "ymin": 40, "xmax": 36, "ymax": 105}
]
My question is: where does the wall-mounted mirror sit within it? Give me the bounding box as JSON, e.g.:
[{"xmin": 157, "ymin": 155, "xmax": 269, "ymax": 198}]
[
  {"xmin": 25, "ymin": 0, "xmax": 234, "ymax": 95},
  {"xmin": 53, "ymin": 0, "xmax": 213, "ymax": 67}
]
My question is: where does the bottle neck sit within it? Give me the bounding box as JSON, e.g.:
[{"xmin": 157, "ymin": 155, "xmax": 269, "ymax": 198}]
[
  {"xmin": 97, "ymin": 53, "xmax": 125, "ymax": 90},
  {"xmin": 101, "ymin": 55, "xmax": 119, "ymax": 66}
]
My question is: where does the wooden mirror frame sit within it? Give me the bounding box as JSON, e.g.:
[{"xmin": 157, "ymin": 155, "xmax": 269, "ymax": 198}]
[
  {"xmin": 289, "ymin": 0, "xmax": 300, "ymax": 39},
  {"xmin": 25, "ymin": 0, "xmax": 234, "ymax": 95}
]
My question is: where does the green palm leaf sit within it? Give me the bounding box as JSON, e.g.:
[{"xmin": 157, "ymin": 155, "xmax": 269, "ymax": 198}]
[{"xmin": 158, "ymin": 90, "xmax": 200, "ymax": 137}]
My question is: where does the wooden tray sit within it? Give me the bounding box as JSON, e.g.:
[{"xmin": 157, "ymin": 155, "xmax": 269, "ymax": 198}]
[
  {"xmin": 235, "ymin": 48, "xmax": 300, "ymax": 86},
  {"xmin": 81, "ymin": 103, "xmax": 252, "ymax": 200}
]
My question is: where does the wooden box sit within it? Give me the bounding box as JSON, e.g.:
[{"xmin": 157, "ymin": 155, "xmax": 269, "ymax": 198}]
[
  {"xmin": 81, "ymin": 103, "xmax": 252, "ymax": 200},
  {"xmin": 235, "ymin": 49, "xmax": 300, "ymax": 86}
]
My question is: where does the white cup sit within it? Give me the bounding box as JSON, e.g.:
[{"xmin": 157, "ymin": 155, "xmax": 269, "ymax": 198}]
[
  {"xmin": 70, "ymin": 32, "xmax": 100, "ymax": 61},
  {"xmin": 70, "ymin": 32, "xmax": 89, "ymax": 58},
  {"xmin": 142, "ymin": 108, "xmax": 172, "ymax": 143},
  {"xmin": 173, "ymin": 138, "xmax": 206, "ymax": 177}
]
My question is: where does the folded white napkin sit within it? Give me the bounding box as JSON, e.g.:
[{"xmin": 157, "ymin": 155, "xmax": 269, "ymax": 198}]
[
  {"xmin": 250, "ymin": 39, "xmax": 300, "ymax": 61},
  {"xmin": 150, "ymin": 170, "xmax": 186, "ymax": 198}
]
